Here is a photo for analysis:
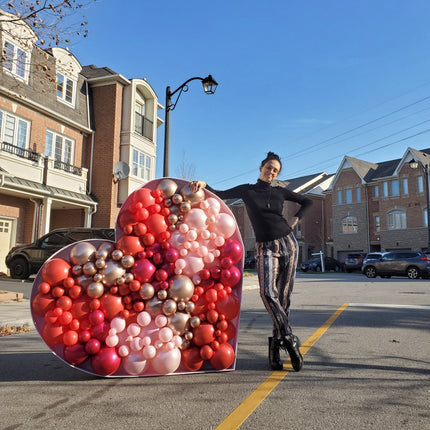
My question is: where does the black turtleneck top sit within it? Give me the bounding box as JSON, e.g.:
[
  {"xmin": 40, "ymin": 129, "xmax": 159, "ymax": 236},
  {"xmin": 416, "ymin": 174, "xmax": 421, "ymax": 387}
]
[{"xmin": 206, "ymin": 180, "xmax": 313, "ymax": 243}]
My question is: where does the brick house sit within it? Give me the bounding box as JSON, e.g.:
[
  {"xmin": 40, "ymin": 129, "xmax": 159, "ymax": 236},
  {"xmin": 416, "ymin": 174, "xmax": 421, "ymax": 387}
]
[{"xmin": 0, "ymin": 11, "xmax": 162, "ymax": 273}]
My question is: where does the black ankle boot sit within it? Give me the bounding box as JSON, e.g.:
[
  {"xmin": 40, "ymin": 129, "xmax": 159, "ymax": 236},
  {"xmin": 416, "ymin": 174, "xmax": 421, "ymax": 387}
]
[
  {"xmin": 268, "ymin": 336, "xmax": 283, "ymax": 370},
  {"xmin": 281, "ymin": 334, "xmax": 303, "ymax": 371}
]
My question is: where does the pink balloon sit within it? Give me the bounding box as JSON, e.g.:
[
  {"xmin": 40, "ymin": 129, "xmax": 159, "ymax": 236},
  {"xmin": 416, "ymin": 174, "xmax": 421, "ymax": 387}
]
[
  {"xmin": 221, "ymin": 239, "xmax": 243, "ymax": 264},
  {"xmin": 223, "ymin": 265, "xmax": 241, "ymax": 288},
  {"xmin": 91, "ymin": 347, "xmax": 121, "ymax": 376},
  {"xmin": 123, "ymin": 352, "xmax": 147, "ymax": 375},
  {"xmin": 185, "ymin": 208, "xmax": 207, "ymax": 231},
  {"xmin": 152, "ymin": 347, "xmax": 181, "ymax": 374},
  {"xmin": 132, "ymin": 259, "xmax": 156, "ymax": 283},
  {"xmin": 214, "ymin": 213, "xmax": 236, "ymax": 238},
  {"xmin": 182, "ymin": 253, "xmax": 204, "ymax": 277}
]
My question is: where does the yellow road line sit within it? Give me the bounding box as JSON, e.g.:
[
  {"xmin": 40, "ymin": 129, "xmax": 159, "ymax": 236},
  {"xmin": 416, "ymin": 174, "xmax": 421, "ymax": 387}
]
[{"xmin": 215, "ymin": 303, "xmax": 349, "ymax": 430}]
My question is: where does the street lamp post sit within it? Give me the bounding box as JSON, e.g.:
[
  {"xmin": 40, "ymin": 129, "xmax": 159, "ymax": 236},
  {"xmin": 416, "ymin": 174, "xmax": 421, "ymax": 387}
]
[
  {"xmin": 410, "ymin": 159, "xmax": 430, "ymax": 251},
  {"xmin": 163, "ymin": 75, "xmax": 218, "ymax": 177}
]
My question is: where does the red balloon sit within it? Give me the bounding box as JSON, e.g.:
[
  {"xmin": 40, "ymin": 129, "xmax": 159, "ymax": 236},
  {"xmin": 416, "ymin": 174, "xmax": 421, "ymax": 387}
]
[
  {"xmin": 116, "ymin": 235, "xmax": 145, "ymax": 257},
  {"xmin": 200, "ymin": 344, "xmax": 214, "ymax": 360},
  {"xmin": 56, "ymin": 295, "xmax": 72, "ymax": 311},
  {"xmin": 90, "ymin": 321, "xmax": 109, "ymax": 342},
  {"xmin": 58, "ymin": 310, "xmax": 73, "ymax": 326},
  {"xmin": 146, "ymin": 213, "xmax": 168, "ymax": 236},
  {"xmin": 191, "ymin": 294, "xmax": 208, "ymax": 317},
  {"xmin": 132, "ymin": 187, "xmax": 155, "ymax": 207},
  {"xmin": 63, "ymin": 330, "xmax": 78, "ymax": 346},
  {"xmin": 181, "ymin": 347, "xmax": 204, "ymax": 372},
  {"xmin": 221, "ymin": 239, "xmax": 243, "ymax": 264},
  {"xmin": 206, "ymin": 309, "xmax": 219, "ymax": 324},
  {"xmin": 133, "ymin": 222, "xmax": 147, "ymax": 236},
  {"xmin": 205, "ymin": 289, "xmax": 218, "ymax": 303},
  {"xmin": 41, "ymin": 258, "xmax": 71, "ymax": 286},
  {"xmin": 222, "ymin": 265, "xmax": 241, "ymax": 288},
  {"xmin": 100, "ymin": 294, "xmax": 124, "ymax": 319},
  {"xmin": 117, "ymin": 209, "xmax": 136, "ymax": 231},
  {"xmin": 89, "ymin": 310, "xmax": 105, "ymax": 326},
  {"xmin": 216, "ymin": 294, "xmax": 240, "ymax": 321},
  {"xmin": 41, "ymin": 322, "xmax": 65, "ymax": 345},
  {"xmin": 91, "ymin": 347, "xmax": 121, "ymax": 376},
  {"xmin": 209, "ymin": 342, "xmax": 235, "ymax": 370},
  {"xmin": 32, "ymin": 292, "xmax": 55, "ymax": 317},
  {"xmin": 85, "ymin": 338, "xmax": 101, "ymax": 355},
  {"xmin": 132, "ymin": 259, "xmax": 156, "ymax": 283},
  {"xmin": 225, "ymin": 322, "xmax": 237, "ymax": 341},
  {"xmin": 192, "ymin": 324, "xmax": 215, "ymax": 346},
  {"xmin": 71, "ymin": 295, "xmax": 92, "ymax": 319},
  {"xmin": 63, "ymin": 343, "xmax": 89, "ymax": 366}
]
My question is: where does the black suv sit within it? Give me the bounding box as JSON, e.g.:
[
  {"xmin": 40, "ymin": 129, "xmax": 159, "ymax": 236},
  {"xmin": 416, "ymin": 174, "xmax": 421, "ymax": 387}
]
[
  {"xmin": 362, "ymin": 251, "xmax": 430, "ymax": 279},
  {"xmin": 5, "ymin": 227, "xmax": 115, "ymax": 279},
  {"xmin": 344, "ymin": 253, "xmax": 365, "ymax": 272}
]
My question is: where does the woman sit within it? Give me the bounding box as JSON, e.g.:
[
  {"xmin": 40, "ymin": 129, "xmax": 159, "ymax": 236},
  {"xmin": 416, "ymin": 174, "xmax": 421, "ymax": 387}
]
[{"xmin": 191, "ymin": 152, "xmax": 312, "ymax": 371}]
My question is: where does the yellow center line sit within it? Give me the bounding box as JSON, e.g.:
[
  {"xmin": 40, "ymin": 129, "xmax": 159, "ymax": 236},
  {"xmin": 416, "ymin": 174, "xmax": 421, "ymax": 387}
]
[{"xmin": 215, "ymin": 303, "xmax": 349, "ymax": 430}]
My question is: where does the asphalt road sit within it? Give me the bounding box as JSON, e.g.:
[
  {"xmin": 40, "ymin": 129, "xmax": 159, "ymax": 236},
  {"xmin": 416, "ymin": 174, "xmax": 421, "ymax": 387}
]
[{"xmin": 0, "ymin": 272, "xmax": 429, "ymax": 430}]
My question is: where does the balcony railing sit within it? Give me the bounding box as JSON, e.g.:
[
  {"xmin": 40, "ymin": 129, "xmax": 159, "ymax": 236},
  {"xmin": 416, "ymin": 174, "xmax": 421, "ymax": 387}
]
[
  {"xmin": 53, "ymin": 159, "xmax": 82, "ymax": 176},
  {"xmin": 1, "ymin": 141, "xmax": 41, "ymax": 162},
  {"xmin": 134, "ymin": 112, "xmax": 153, "ymax": 141}
]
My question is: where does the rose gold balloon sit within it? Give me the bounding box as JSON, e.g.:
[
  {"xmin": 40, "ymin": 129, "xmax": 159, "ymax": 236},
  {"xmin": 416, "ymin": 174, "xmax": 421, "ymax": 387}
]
[
  {"xmin": 164, "ymin": 198, "xmax": 172, "ymax": 208},
  {"xmin": 95, "ymin": 258, "xmax": 106, "ymax": 269},
  {"xmin": 75, "ymin": 274, "xmax": 92, "ymax": 288},
  {"xmin": 180, "ymin": 202, "xmax": 191, "ymax": 213},
  {"xmin": 157, "ymin": 289, "xmax": 168, "ymax": 300},
  {"xmin": 87, "ymin": 281, "xmax": 105, "ymax": 298},
  {"xmin": 95, "ymin": 249, "xmax": 109, "ymax": 260},
  {"xmin": 139, "ymin": 283, "xmax": 155, "ymax": 300},
  {"xmin": 121, "ymin": 255, "xmax": 135, "ymax": 269},
  {"xmin": 101, "ymin": 260, "xmax": 126, "ymax": 286},
  {"xmin": 157, "ymin": 179, "xmax": 178, "ymax": 198},
  {"xmin": 168, "ymin": 214, "xmax": 178, "ymax": 225},
  {"xmin": 93, "ymin": 273, "xmax": 103, "ymax": 283},
  {"xmin": 162, "ymin": 299, "xmax": 177, "ymax": 316},
  {"xmin": 72, "ymin": 265, "xmax": 83, "ymax": 276},
  {"xmin": 145, "ymin": 297, "xmax": 163, "ymax": 316},
  {"xmin": 180, "ymin": 184, "xmax": 205, "ymax": 204},
  {"xmin": 98, "ymin": 242, "xmax": 115, "ymax": 254},
  {"xmin": 168, "ymin": 311, "xmax": 190, "ymax": 335},
  {"xmin": 70, "ymin": 242, "xmax": 97, "ymax": 266},
  {"xmin": 184, "ymin": 332, "xmax": 193, "ymax": 341},
  {"xmin": 111, "ymin": 249, "xmax": 124, "ymax": 261},
  {"xmin": 82, "ymin": 262, "xmax": 97, "ymax": 276},
  {"xmin": 116, "ymin": 276, "xmax": 126, "ymax": 285},
  {"xmin": 125, "ymin": 273, "xmax": 134, "ymax": 283},
  {"xmin": 186, "ymin": 301, "xmax": 195, "ymax": 314},
  {"xmin": 168, "ymin": 275, "xmax": 195, "ymax": 303},
  {"xmin": 177, "ymin": 301, "xmax": 186, "ymax": 311},
  {"xmin": 190, "ymin": 316, "xmax": 201, "ymax": 328},
  {"xmin": 172, "ymin": 194, "xmax": 183, "ymax": 205}
]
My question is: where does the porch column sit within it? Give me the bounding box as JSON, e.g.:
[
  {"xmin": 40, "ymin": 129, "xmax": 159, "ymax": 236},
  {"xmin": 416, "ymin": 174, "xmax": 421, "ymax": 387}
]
[{"xmin": 41, "ymin": 197, "xmax": 52, "ymax": 235}]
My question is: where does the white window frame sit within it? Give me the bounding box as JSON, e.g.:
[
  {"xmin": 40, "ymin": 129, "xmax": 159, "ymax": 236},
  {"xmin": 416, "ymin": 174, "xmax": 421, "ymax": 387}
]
[
  {"xmin": 2, "ymin": 38, "xmax": 30, "ymax": 82},
  {"xmin": 342, "ymin": 216, "xmax": 358, "ymax": 234},
  {"xmin": 45, "ymin": 130, "xmax": 75, "ymax": 165},
  {"xmin": 0, "ymin": 110, "xmax": 30, "ymax": 149},
  {"xmin": 387, "ymin": 210, "xmax": 406, "ymax": 230},
  {"xmin": 57, "ymin": 72, "xmax": 77, "ymax": 106},
  {"xmin": 132, "ymin": 148, "xmax": 153, "ymax": 180}
]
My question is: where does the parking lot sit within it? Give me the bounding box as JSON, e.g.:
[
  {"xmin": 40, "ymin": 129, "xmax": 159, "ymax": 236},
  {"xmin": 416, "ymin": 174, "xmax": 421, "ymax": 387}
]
[{"xmin": 0, "ymin": 272, "xmax": 429, "ymax": 429}]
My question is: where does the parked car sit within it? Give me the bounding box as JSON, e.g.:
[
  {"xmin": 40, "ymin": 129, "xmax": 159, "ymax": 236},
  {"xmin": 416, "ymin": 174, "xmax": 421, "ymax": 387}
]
[
  {"xmin": 300, "ymin": 257, "xmax": 342, "ymax": 272},
  {"xmin": 362, "ymin": 252, "xmax": 383, "ymax": 266},
  {"xmin": 362, "ymin": 251, "xmax": 430, "ymax": 279},
  {"xmin": 5, "ymin": 227, "xmax": 115, "ymax": 279},
  {"xmin": 344, "ymin": 253, "xmax": 365, "ymax": 272}
]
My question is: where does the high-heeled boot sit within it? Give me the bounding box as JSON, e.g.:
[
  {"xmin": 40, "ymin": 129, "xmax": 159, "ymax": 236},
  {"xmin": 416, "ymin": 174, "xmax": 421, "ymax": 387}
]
[
  {"xmin": 268, "ymin": 336, "xmax": 283, "ymax": 370},
  {"xmin": 281, "ymin": 334, "xmax": 303, "ymax": 372}
]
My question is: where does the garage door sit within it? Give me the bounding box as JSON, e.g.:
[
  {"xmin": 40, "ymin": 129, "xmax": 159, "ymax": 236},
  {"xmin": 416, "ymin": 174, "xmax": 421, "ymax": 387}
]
[{"xmin": 0, "ymin": 218, "xmax": 14, "ymax": 275}]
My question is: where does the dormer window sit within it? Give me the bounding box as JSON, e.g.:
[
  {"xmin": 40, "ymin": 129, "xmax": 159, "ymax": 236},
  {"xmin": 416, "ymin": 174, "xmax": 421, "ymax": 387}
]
[
  {"xmin": 57, "ymin": 72, "xmax": 76, "ymax": 106},
  {"xmin": 2, "ymin": 38, "xmax": 30, "ymax": 82}
]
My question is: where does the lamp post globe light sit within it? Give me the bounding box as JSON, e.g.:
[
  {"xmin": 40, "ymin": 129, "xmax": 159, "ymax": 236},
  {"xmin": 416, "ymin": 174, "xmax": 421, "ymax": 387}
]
[
  {"xmin": 410, "ymin": 159, "xmax": 430, "ymax": 251},
  {"xmin": 163, "ymin": 75, "xmax": 218, "ymax": 177}
]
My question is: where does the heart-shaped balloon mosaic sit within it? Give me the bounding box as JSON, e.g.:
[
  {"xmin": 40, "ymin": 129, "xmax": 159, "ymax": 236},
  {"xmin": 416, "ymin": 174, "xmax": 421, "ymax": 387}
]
[{"xmin": 31, "ymin": 178, "xmax": 243, "ymax": 377}]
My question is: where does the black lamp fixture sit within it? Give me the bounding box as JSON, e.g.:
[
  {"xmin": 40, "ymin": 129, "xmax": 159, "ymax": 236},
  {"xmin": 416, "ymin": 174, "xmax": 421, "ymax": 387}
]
[{"xmin": 163, "ymin": 75, "xmax": 218, "ymax": 177}]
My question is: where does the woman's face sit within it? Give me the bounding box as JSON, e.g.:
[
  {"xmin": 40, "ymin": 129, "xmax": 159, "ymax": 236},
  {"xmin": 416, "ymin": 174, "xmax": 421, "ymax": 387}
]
[{"xmin": 259, "ymin": 159, "xmax": 281, "ymax": 183}]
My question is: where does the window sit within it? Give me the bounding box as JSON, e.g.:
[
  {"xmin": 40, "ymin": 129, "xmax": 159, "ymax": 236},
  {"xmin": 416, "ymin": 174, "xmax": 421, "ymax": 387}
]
[
  {"xmin": 387, "ymin": 210, "xmax": 406, "ymax": 230},
  {"xmin": 383, "ymin": 181, "xmax": 389, "ymax": 197},
  {"xmin": 391, "ymin": 180, "xmax": 399, "ymax": 196},
  {"xmin": 57, "ymin": 72, "xmax": 76, "ymax": 105},
  {"xmin": 342, "ymin": 216, "xmax": 358, "ymax": 233},
  {"xmin": 132, "ymin": 149, "xmax": 152, "ymax": 180},
  {"xmin": 374, "ymin": 185, "xmax": 379, "ymax": 198},
  {"xmin": 356, "ymin": 188, "xmax": 361, "ymax": 203},
  {"xmin": 424, "ymin": 209, "xmax": 428, "ymax": 228},
  {"xmin": 134, "ymin": 101, "xmax": 153, "ymax": 140},
  {"xmin": 2, "ymin": 39, "xmax": 29, "ymax": 81},
  {"xmin": 402, "ymin": 178, "xmax": 408, "ymax": 195},
  {"xmin": 337, "ymin": 190, "xmax": 342, "ymax": 205},
  {"xmin": 418, "ymin": 176, "xmax": 424, "ymax": 193},
  {"xmin": 0, "ymin": 110, "xmax": 29, "ymax": 149},
  {"xmin": 345, "ymin": 189, "xmax": 352, "ymax": 204},
  {"xmin": 45, "ymin": 131, "xmax": 74, "ymax": 166},
  {"xmin": 375, "ymin": 216, "xmax": 381, "ymax": 232}
]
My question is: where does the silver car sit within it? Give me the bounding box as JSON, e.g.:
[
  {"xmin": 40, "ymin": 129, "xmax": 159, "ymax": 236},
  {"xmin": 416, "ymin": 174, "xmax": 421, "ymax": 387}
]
[{"xmin": 362, "ymin": 251, "xmax": 430, "ymax": 279}]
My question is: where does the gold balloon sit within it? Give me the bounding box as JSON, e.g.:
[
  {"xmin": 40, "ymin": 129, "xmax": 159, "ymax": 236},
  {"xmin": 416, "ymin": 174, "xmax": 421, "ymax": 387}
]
[
  {"xmin": 101, "ymin": 260, "xmax": 126, "ymax": 286},
  {"xmin": 190, "ymin": 316, "xmax": 201, "ymax": 328},
  {"xmin": 124, "ymin": 273, "xmax": 134, "ymax": 283},
  {"xmin": 93, "ymin": 273, "xmax": 103, "ymax": 283},
  {"xmin": 172, "ymin": 194, "xmax": 183, "ymax": 205},
  {"xmin": 180, "ymin": 201, "xmax": 192, "ymax": 213},
  {"xmin": 98, "ymin": 242, "xmax": 115, "ymax": 254},
  {"xmin": 169, "ymin": 225, "xmax": 176, "ymax": 232},
  {"xmin": 116, "ymin": 276, "xmax": 126, "ymax": 285},
  {"xmin": 168, "ymin": 311, "xmax": 190, "ymax": 335},
  {"xmin": 157, "ymin": 289, "xmax": 168, "ymax": 300},
  {"xmin": 121, "ymin": 255, "xmax": 135, "ymax": 269},
  {"xmin": 87, "ymin": 281, "xmax": 105, "ymax": 298},
  {"xmin": 170, "ymin": 205, "xmax": 181, "ymax": 216},
  {"xmin": 168, "ymin": 275, "xmax": 195, "ymax": 302},
  {"xmin": 168, "ymin": 214, "xmax": 178, "ymax": 225},
  {"xmin": 82, "ymin": 262, "xmax": 97, "ymax": 276},
  {"xmin": 164, "ymin": 198, "xmax": 172, "ymax": 208},
  {"xmin": 145, "ymin": 297, "xmax": 163, "ymax": 316},
  {"xmin": 70, "ymin": 242, "xmax": 96, "ymax": 266},
  {"xmin": 157, "ymin": 179, "xmax": 178, "ymax": 198},
  {"xmin": 75, "ymin": 274, "xmax": 92, "ymax": 288},
  {"xmin": 162, "ymin": 299, "xmax": 177, "ymax": 316},
  {"xmin": 111, "ymin": 249, "xmax": 124, "ymax": 261},
  {"xmin": 180, "ymin": 183, "xmax": 205, "ymax": 204},
  {"xmin": 177, "ymin": 301, "xmax": 186, "ymax": 311},
  {"xmin": 95, "ymin": 258, "xmax": 106, "ymax": 269},
  {"xmin": 139, "ymin": 283, "xmax": 155, "ymax": 300},
  {"xmin": 186, "ymin": 301, "xmax": 195, "ymax": 313},
  {"xmin": 95, "ymin": 249, "xmax": 109, "ymax": 260},
  {"xmin": 184, "ymin": 332, "xmax": 193, "ymax": 341},
  {"xmin": 72, "ymin": 265, "xmax": 83, "ymax": 276}
]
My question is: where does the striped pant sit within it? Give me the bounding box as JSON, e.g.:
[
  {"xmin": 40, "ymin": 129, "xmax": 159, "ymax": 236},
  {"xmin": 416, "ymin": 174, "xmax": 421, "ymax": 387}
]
[{"xmin": 255, "ymin": 233, "xmax": 299, "ymax": 339}]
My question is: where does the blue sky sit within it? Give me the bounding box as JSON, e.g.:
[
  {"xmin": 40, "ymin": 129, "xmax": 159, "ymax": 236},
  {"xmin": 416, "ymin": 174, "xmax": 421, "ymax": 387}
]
[{"xmin": 69, "ymin": 0, "xmax": 430, "ymax": 189}]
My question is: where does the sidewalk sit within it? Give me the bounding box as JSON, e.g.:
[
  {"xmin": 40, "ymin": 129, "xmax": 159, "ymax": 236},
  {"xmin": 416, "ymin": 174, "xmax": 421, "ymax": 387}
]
[{"xmin": 0, "ymin": 274, "xmax": 259, "ymax": 330}]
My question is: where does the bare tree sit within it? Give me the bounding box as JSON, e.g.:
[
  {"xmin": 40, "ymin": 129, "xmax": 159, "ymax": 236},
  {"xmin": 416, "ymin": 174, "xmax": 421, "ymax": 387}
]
[{"xmin": 175, "ymin": 151, "xmax": 196, "ymax": 181}]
